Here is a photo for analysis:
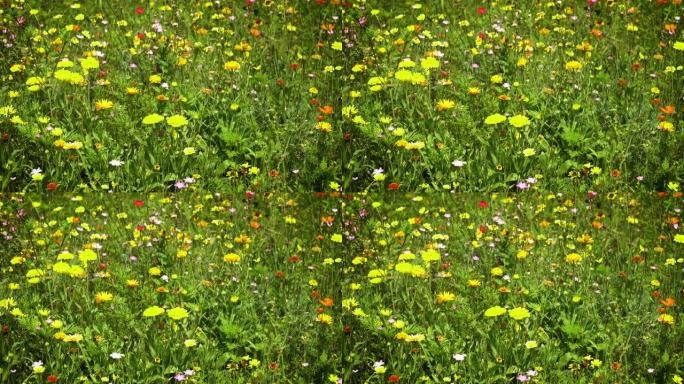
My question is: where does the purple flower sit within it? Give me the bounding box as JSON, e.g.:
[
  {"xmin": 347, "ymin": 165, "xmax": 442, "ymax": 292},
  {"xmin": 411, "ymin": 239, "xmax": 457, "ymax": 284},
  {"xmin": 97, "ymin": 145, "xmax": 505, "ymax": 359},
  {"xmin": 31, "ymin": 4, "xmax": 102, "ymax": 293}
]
[
  {"xmin": 174, "ymin": 373, "xmax": 186, "ymax": 382},
  {"xmin": 516, "ymin": 374, "xmax": 529, "ymax": 382}
]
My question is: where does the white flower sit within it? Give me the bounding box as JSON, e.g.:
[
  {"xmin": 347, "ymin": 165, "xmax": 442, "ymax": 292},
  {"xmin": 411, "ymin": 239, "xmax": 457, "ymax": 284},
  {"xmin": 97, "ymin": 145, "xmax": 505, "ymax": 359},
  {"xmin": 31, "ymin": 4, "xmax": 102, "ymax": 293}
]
[
  {"xmin": 110, "ymin": 352, "xmax": 124, "ymax": 360},
  {"xmin": 452, "ymin": 160, "xmax": 466, "ymax": 167},
  {"xmin": 453, "ymin": 353, "xmax": 466, "ymax": 361},
  {"xmin": 109, "ymin": 159, "xmax": 124, "ymax": 167}
]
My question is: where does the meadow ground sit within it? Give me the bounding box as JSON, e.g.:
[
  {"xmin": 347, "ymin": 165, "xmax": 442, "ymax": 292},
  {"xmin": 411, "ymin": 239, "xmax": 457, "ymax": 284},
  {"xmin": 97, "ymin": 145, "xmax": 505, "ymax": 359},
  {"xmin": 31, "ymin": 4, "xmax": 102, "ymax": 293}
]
[
  {"xmin": 1, "ymin": 0, "xmax": 684, "ymax": 383},
  {"xmin": 1, "ymin": 192, "xmax": 684, "ymax": 383},
  {"xmin": 1, "ymin": 0, "xmax": 683, "ymax": 192}
]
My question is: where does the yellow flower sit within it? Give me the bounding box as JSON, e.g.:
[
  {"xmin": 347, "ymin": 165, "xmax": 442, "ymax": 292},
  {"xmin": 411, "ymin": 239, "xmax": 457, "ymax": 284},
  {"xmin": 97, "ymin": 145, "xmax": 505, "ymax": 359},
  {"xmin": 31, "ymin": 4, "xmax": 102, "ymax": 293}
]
[
  {"xmin": 420, "ymin": 56, "xmax": 440, "ymax": 70},
  {"xmin": 224, "ymin": 61, "xmax": 241, "ymax": 71},
  {"xmin": 522, "ymin": 148, "xmax": 536, "ymax": 157},
  {"xmin": 525, "ymin": 340, "xmax": 538, "ymax": 349},
  {"xmin": 224, "ymin": 253, "xmax": 241, "ymax": 262},
  {"xmin": 149, "ymin": 74, "xmax": 162, "ymax": 84},
  {"xmin": 484, "ymin": 306, "xmax": 507, "ymax": 317},
  {"xmin": 675, "ymin": 234, "xmax": 684, "ymax": 244},
  {"xmin": 167, "ymin": 307, "xmax": 189, "ymax": 320},
  {"xmin": 167, "ymin": 115, "xmax": 188, "ymax": 128},
  {"xmin": 331, "ymin": 234, "xmax": 343, "ymax": 243},
  {"xmin": 658, "ymin": 314, "xmax": 674, "ymax": 325},
  {"xmin": 436, "ymin": 99, "xmax": 456, "ymax": 111},
  {"xmin": 183, "ymin": 147, "xmax": 196, "ymax": 156},
  {"xmin": 673, "ymin": 42, "xmax": 684, "ymax": 51},
  {"xmin": 142, "ymin": 113, "xmax": 164, "ymax": 125},
  {"xmin": 142, "ymin": 306, "xmax": 165, "ymax": 317},
  {"xmin": 509, "ymin": 115, "xmax": 530, "ymax": 128},
  {"xmin": 436, "ymin": 292, "xmax": 456, "ymax": 304},
  {"xmin": 63, "ymin": 333, "xmax": 84, "ymax": 342},
  {"xmin": 331, "ymin": 41, "xmax": 343, "ymax": 51},
  {"xmin": 508, "ymin": 307, "xmax": 530, "ymax": 320},
  {"xmin": 565, "ymin": 61, "xmax": 582, "ymax": 71},
  {"xmin": 95, "ymin": 292, "xmax": 113, "ymax": 304},
  {"xmin": 95, "ymin": 99, "xmax": 114, "ymax": 111},
  {"xmin": 184, "ymin": 339, "xmax": 198, "ymax": 347},
  {"xmin": 566, "ymin": 253, "xmax": 582, "ymax": 264},
  {"xmin": 484, "ymin": 113, "xmax": 507, "ymax": 125},
  {"xmin": 317, "ymin": 313, "xmax": 333, "ymax": 325}
]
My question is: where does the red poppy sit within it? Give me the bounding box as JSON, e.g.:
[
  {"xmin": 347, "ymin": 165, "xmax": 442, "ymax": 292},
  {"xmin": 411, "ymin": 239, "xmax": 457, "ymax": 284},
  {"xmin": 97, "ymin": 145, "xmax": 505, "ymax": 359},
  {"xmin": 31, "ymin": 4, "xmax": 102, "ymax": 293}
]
[
  {"xmin": 46, "ymin": 182, "xmax": 58, "ymax": 191},
  {"xmin": 47, "ymin": 375, "xmax": 59, "ymax": 383},
  {"xmin": 479, "ymin": 200, "xmax": 488, "ymax": 208},
  {"xmin": 134, "ymin": 200, "xmax": 144, "ymax": 207},
  {"xmin": 477, "ymin": 7, "xmax": 486, "ymax": 15},
  {"xmin": 135, "ymin": 7, "xmax": 144, "ymax": 15},
  {"xmin": 388, "ymin": 182, "xmax": 400, "ymax": 191},
  {"xmin": 388, "ymin": 375, "xmax": 400, "ymax": 383}
]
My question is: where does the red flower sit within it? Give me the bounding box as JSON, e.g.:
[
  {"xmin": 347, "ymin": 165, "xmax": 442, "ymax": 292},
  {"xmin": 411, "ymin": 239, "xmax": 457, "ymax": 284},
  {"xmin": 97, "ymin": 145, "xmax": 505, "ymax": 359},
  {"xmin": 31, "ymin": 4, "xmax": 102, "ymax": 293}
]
[
  {"xmin": 1, "ymin": 324, "xmax": 8, "ymax": 333},
  {"xmin": 388, "ymin": 375, "xmax": 400, "ymax": 383},
  {"xmin": 47, "ymin": 375, "xmax": 59, "ymax": 383},
  {"xmin": 479, "ymin": 225, "xmax": 487, "ymax": 234},
  {"xmin": 479, "ymin": 200, "xmax": 488, "ymax": 208},
  {"xmin": 388, "ymin": 182, "xmax": 400, "ymax": 191},
  {"xmin": 136, "ymin": 32, "xmax": 145, "ymax": 40},
  {"xmin": 46, "ymin": 182, "xmax": 58, "ymax": 191},
  {"xmin": 134, "ymin": 200, "xmax": 144, "ymax": 207},
  {"xmin": 136, "ymin": 225, "xmax": 145, "ymax": 232},
  {"xmin": 1, "ymin": 132, "xmax": 7, "ymax": 141},
  {"xmin": 343, "ymin": 132, "xmax": 350, "ymax": 141},
  {"xmin": 477, "ymin": 7, "xmax": 486, "ymax": 15},
  {"xmin": 290, "ymin": 63, "xmax": 299, "ymax": 71},
  {"xmin": 135, "ymin": 7, "xmax": 144, "ymax": 15}
]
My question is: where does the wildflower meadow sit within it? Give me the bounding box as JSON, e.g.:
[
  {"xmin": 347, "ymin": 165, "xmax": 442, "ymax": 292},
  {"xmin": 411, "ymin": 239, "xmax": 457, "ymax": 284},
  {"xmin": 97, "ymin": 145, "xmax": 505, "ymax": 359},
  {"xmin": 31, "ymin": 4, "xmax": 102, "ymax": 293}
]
[{"xmin": 1, "ymin": 1, "xmax": 684, "ymax": 384}]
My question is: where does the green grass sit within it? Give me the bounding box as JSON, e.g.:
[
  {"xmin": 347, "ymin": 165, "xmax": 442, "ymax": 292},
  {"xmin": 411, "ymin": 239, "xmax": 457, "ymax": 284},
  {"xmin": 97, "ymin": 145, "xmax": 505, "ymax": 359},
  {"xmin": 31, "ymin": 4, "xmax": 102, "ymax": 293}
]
[
  {"xmin": 1, "ymin": 192, "xmax": 683, "ymax": 383},
  {"xmin": 0, "ymin": 0, "xmax": 682, "ymax": 192}
]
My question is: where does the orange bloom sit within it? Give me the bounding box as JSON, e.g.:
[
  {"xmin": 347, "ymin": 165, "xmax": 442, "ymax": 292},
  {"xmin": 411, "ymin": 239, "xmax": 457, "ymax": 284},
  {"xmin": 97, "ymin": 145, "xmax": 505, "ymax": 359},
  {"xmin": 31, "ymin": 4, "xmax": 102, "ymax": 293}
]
[
  {"xmin": 319, "ymin": 297, "xmax": 334, "ymax": 307},
  {"xmin": 661, "ymin": 297, "xmax": 676, "ymax": 307}
]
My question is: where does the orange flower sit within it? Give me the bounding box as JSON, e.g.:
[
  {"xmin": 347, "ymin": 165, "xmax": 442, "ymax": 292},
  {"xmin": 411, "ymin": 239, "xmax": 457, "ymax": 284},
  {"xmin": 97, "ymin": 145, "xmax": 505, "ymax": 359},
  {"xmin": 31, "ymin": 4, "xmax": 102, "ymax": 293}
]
[
  {"xmin": 319, "ymin": 297, "xmax": 334, "ymax": 307},
  {"xmin": 318, "ymin": 105, "xmax": 333, "ymax": 115},
  {"xmin": 661, "ymin": 297, "xmax": 676, "ymax": 307},
  {"xmin": 660, "ymin": 105, "xmax": 675, "ymax": 114}
]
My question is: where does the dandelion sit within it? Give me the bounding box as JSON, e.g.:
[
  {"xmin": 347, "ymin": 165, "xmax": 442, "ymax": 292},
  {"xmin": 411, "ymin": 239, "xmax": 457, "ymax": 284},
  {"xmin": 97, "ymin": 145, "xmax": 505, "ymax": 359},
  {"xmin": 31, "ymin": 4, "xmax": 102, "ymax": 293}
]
[
  {"xmin": 143, "ymin": 306, "xmax": 165, "ymax": 317},
  {"xmin": 142, "ymin": 113, "xmax": 165, "ymax": 125},
  {"xmin": 436, "ymin": 99, "xmax": 456, "ymax": 111},
  {"xmin": 566, "ymin": 253, "xmax": 582, "ymax": 264},
  {"xmin": 436, "ymin": 292, "xmax": 456, "ymax": 304},
  {"xmin": 484, "ymin": 306, "xmax": 507, "ymax": 317},
  {"xmin": 509, "ymin": 115, "xmax": 530, "ymax": 128},
  {"xmin": 94, "ymin": 100, "xmax": 114, "ymax": 111},
  {"xmin": 95, "ymin": 292, "xmax": 113, "ymax": 304},
  {"xmin": 484, "ymin": 113, "xmax": 507, "ymax": 125},
  {"xmin": 224, "ymin": 61, "xmax": 241, "ymax": 71},
  {"xmin": 565, "ymin": 61, "xmax": 582, "ymax": 71},
  {"xmin": 167, "ymin": 115, "xmax": 188, "ymax": 128},
  {"xmin": 167, "ymin": 307, "xmax": 189, "ymax": 320}
]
